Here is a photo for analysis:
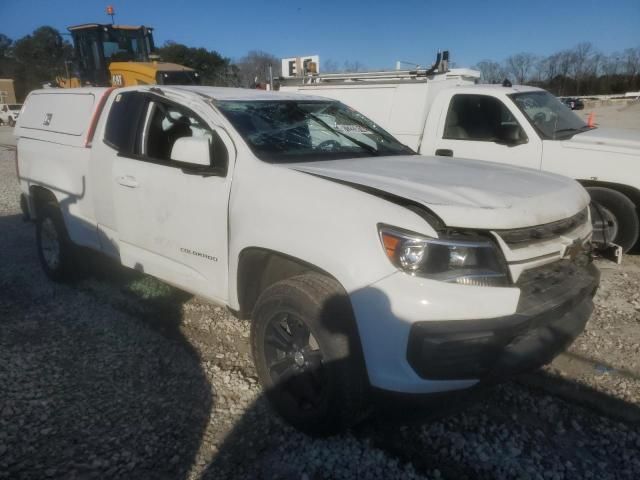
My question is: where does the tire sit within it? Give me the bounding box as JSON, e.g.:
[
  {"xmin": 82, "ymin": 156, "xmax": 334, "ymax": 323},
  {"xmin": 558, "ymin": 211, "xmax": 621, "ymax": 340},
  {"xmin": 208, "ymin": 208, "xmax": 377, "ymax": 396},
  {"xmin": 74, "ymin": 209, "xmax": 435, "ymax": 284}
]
[
  {"xmin": 251, "ymin": 273, "xmax": 369, "ymax": 435},
  {"xmin": 35, "ymin": 203, "xmax": 77, "ymax": 282},
  {"xmin": 587, "ymin": 187, "xmax": 639, "ymax": 253},
  {"xmin": 8, "ymin": 118, "xmax": 15, "ymax": 127}
]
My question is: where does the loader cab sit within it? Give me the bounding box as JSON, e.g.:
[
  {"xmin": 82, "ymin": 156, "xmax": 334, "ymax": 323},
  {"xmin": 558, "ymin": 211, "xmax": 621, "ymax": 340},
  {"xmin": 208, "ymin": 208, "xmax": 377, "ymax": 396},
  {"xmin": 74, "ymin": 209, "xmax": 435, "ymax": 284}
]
[
  {"xmin": 67, "ymin": 23, "xmax": 200, "ymax": 87},
  {"xmin": 69, "ymin": 23, "xmax": 155, "ymax": 86}
]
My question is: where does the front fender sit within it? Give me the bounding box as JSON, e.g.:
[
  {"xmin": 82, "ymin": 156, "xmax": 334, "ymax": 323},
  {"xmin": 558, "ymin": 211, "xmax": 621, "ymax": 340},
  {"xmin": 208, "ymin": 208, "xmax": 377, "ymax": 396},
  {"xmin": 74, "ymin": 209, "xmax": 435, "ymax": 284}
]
[{"xmin": 226, "ymin": 156, "xmax": 438, "ymax": 309}]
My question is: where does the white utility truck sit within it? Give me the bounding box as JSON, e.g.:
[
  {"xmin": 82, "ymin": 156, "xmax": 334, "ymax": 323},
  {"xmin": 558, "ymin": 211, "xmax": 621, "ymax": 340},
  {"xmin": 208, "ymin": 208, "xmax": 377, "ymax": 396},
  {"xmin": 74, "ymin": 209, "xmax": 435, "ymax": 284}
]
[
  {"xmin": 281, "ymin": 54, "xmax": 640, "ymax": 254},
  {"xmin": 15, "ymin": 85, "xmax": 599, "ymax": 434}
]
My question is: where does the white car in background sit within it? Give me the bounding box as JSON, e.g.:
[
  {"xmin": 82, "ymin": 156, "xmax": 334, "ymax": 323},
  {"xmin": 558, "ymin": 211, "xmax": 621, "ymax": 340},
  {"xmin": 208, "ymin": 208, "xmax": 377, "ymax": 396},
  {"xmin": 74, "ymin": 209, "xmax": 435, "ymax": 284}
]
[{"xmin": 0, "ymin": 103, "xmax": 22, "ymax": 127}]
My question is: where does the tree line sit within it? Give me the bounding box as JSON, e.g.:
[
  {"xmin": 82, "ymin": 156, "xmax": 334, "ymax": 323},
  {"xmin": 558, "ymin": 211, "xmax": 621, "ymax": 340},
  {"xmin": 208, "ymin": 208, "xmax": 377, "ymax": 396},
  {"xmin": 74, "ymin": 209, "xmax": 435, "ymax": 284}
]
[
  {"xmin": 2, "ymin": 27, "xmax": 639, "ymax": 100},
  {"xmin": 474, "ymin": 42, "xmax": 640, "ymax": 96},
  {"xmin": 0, "ymin": 26, "xmax": 281, "ymax": 101}
]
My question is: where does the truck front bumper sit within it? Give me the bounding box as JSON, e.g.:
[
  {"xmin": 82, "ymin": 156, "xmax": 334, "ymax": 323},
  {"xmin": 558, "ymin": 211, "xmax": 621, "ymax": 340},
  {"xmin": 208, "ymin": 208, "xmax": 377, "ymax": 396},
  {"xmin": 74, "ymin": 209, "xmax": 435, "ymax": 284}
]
[
  {"xmin": 349, "ymin": 259, "xmax": 599, "ymax": 394},
  {"xmin": 407, "ymin": 262, "xmax": 599, "ymax": 380}
]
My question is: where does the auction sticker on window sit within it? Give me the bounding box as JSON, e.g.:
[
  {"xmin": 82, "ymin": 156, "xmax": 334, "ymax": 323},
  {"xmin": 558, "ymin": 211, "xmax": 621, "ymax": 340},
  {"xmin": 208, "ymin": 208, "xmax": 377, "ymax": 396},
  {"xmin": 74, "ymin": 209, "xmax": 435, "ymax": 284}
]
[{"xmin": 335, "ymin": 124, "xmax": 371, "ymax": 134}]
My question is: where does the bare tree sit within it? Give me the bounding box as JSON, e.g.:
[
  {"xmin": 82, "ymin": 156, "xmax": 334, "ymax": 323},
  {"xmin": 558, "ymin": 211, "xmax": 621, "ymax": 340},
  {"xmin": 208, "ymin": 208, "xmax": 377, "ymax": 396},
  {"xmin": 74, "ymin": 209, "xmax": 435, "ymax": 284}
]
[
  {"xmin": 536, "ymin": 53, "xmax": 560, "ymax": 83},
  {"xmin": 235, "ymin": 50, "xmax": 281, "ymax": 87},
  {"xmin": 505, "ymin": 53, "xmax": 536, "ymax": 83},
  {"xmin": 322, "ymin": 59, "xmax": 340, "ymax": 73},
  {"xmin": 474, "ymin": 43, "xmax": 639, "ymax": 95},
  {"xmin": 474, "ymin": 60, "xmax": 506, "ymax": 83},
  {"xmin": 343, "ymin": 60, "xmax": 366, "ymax": 72},
  {"xmin": 622, "ymin": 47, "xmax": 640, "ymax": 77},
  {"xmin": 602, "ymin": 52, "xmax": 621, "ymax": 77},
  {"xmin": 568, "ymin": 42, "xmax": 594, "ymax": 94}
]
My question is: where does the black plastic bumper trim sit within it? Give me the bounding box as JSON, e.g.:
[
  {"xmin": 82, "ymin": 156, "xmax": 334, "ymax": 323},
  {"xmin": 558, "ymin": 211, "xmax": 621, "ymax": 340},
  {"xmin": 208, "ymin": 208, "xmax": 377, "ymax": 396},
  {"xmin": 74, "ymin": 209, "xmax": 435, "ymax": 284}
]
[{"xmin": 406, "ymin": 261, "xmax": 600, "ymax": 380}]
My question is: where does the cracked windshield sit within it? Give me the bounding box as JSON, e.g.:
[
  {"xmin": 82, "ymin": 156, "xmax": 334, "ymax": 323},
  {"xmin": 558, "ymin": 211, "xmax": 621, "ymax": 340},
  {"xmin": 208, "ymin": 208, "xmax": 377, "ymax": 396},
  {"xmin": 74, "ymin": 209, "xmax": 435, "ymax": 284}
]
[{"xmin": 215, "ymin": 100, "xmax": 414, "ymax": 162}]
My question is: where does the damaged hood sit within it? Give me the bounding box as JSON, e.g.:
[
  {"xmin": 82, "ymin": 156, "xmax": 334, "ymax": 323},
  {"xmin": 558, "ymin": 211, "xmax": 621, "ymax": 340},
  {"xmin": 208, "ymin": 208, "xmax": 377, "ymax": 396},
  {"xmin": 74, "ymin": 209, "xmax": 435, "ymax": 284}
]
[{"xmin": 287, "ymin": 155, "xmax": 590, "ymax": 230}]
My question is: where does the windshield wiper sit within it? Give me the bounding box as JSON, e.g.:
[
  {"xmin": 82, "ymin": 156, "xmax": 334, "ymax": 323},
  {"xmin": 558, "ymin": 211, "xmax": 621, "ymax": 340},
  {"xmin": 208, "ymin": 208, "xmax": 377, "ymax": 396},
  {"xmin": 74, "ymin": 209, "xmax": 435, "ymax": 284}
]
[
  {"xmin": 305, "ymin": 111, "xmax": 381, "ymax": 156},
  {"xmin": 553, "ymin": 125, "xmax": 592, "ymax": 139}
]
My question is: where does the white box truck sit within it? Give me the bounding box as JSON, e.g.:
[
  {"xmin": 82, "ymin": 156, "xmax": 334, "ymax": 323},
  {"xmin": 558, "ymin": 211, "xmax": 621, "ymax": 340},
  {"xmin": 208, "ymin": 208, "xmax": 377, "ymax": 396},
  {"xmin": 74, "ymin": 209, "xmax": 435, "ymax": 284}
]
[
  {"xmin": 15, "ymin": 85, "xmax": 598, "ymax": 434},
  {"xmin": 281, "ymin": 53, "xmax": 640, "ymax": 254}
]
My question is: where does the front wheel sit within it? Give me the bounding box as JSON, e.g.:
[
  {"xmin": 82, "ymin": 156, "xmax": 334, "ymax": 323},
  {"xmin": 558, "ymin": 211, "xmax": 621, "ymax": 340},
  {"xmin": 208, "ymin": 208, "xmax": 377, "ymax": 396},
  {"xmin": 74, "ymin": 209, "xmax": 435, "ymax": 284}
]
[
  {"xmin": 251, "ymin": 273, "xmax": 369, "ymax": 435},
  {"xmin": 8, "ymin": 117, "xmax": 15, "ymax": 127},
  {"xmin": 587, "ymin": 187, "xmax": 639, "ymax": 253}
]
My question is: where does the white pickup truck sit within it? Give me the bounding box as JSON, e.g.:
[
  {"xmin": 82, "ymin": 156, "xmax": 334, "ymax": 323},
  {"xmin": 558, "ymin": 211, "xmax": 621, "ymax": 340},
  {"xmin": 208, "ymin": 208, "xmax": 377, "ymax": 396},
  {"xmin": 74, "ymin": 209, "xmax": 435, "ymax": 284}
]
[
  {"xmin": 15, "ymin": 85, "xmax": 599, "ymax": 434},
  {"xmin": 282, "ymin": 69, "xmax": 640, "ymax": 253}
]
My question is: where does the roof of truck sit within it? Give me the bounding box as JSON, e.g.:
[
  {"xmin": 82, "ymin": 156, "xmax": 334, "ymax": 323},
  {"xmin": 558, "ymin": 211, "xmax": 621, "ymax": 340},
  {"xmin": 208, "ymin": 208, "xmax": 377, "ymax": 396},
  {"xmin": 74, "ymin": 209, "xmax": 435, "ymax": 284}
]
[
  {"xmin": 168, "ymin": 86, "xmax": 332, "ymax": 102},
  {"xmin": 454, "ymin": 84, "xmax": 544, "ymax": 94}
]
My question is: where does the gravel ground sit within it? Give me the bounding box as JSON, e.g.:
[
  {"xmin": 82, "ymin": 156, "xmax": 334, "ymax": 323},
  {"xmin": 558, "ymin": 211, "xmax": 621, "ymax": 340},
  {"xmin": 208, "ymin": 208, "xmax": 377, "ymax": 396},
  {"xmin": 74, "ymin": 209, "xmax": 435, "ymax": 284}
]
[{"xmin": 1, "ymin": 141, "xmax": 639, "ymax": 479}]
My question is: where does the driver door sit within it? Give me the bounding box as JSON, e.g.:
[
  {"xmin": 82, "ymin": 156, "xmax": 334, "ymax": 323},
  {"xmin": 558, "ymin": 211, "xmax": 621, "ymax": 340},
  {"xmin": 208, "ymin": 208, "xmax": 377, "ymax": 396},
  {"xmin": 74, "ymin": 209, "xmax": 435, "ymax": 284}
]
[
  {"xmin": 110, "ymin": 92, "xmax": 233, "ymax": 303},
  {"xmin": 432, "ymin": 93, "xmax": 542, "ymax": 170}
]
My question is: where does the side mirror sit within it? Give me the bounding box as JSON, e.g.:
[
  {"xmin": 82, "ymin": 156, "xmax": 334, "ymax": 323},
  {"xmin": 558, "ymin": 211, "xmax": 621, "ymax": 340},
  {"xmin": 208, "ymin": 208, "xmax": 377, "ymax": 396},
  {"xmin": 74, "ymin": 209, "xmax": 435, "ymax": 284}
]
[
  {"xmin": 170, "ymin": 136, "xmax": 211, "ymax": 166},
  {"xmin": 495, "ymin": 124, "xmax": 528, "ymax": 146}
]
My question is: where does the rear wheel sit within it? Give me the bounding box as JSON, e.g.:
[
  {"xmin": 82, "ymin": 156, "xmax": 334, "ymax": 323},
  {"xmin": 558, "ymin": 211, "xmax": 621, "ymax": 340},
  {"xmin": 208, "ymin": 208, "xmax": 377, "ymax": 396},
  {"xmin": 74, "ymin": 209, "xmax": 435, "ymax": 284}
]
[
  {"xmin": 251, "ymin": 273, "xmax": 369, "ymax": 435},
  {"xmin": 587, "ymin": 187, "xmax": 639, "ymax": 253},
  {"xmin": 36, "ymin": 204, "xmax": 77, "ymax": 282}
]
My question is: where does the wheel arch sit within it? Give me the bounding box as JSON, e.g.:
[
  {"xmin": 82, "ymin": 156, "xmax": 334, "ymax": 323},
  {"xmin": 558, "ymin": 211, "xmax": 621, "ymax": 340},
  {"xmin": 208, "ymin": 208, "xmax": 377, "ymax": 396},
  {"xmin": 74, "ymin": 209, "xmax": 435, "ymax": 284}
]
[
  {"xmin": 578, "ymin": 180, "xmax": 640, "ymax": 211},
  {"xmin": 28, "ymin": 185, "xmax": 60, "ymax": 220},
  {"xmin": 236, "ymin": 247, "xmax": 341, "ymax": 319}
]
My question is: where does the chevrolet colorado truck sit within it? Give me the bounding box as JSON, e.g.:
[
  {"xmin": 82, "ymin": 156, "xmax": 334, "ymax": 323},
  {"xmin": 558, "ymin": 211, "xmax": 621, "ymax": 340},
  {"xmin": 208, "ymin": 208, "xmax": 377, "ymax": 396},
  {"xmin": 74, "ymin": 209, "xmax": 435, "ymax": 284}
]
[
  {"xmin": 282, "ymin": 68, "xmax": 640, "ymax": 254},
  {"xmin": 15, "ymin": 86, "xmax": 599, "ymax": 434}
]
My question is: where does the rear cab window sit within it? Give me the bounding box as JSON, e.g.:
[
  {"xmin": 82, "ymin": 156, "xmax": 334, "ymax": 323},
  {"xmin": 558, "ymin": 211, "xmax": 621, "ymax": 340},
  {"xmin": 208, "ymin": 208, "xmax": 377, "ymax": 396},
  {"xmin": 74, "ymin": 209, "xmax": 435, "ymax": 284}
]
[{"xmin": 104, "ymin": 92, "xmax": 148, "ymax": 154}]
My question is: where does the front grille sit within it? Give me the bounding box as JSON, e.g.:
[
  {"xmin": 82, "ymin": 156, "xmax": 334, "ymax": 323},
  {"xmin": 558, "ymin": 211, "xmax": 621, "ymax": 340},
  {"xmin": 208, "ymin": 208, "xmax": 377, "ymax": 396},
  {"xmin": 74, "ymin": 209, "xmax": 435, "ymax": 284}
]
[
  {"xmin": 496, "ymin": 208, "xmax": 588, "ymax": 247},
  {"xmin": 516, "ymin": 256, "xmax": 596, "ymax": 317}
]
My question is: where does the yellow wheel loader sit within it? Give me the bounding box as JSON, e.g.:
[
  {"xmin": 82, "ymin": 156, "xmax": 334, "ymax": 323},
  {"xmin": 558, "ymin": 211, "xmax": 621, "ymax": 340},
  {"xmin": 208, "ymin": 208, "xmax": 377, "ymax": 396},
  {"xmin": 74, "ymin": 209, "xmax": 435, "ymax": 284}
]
[{"xmin": 58, "ymin": 23, "xmax": 200, "ymax": 88}]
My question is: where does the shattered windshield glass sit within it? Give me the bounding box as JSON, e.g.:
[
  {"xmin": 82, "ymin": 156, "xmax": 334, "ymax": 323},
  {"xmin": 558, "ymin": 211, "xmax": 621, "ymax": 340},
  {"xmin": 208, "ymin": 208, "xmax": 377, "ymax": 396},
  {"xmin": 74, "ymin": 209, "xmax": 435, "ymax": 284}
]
[
  {"xmin": 509, "ymin": 91, "xmax": 591, "ymax": 140},
  {"xmin": 215, "ymin": 100, "xmax": 414, "ymax": 162}
]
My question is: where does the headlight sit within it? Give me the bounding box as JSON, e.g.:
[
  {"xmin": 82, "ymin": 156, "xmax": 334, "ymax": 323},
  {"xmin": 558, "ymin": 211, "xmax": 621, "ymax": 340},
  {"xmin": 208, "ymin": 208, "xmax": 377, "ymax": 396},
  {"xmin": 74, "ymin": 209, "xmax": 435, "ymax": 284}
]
[{"xmin": 378, "ymin": 224, "xmax": 510, "ymax": 286}]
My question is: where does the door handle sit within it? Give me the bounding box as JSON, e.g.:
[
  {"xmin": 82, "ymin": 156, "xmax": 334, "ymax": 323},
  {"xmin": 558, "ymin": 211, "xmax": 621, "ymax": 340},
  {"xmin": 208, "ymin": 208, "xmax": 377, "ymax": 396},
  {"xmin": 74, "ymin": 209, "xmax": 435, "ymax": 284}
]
[
  {"xmin": 116, "ymin": 175, "xmax": 139, "ymax": 188},
  {"xmin": 435, "ymin": 149, "xmax": 453, "ymax": 157}
]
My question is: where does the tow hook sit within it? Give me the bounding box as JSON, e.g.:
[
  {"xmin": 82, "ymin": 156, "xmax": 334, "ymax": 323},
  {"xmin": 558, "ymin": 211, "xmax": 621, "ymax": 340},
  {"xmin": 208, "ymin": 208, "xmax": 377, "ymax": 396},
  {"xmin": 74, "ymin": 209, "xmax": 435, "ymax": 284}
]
[{"xmin": 597, "ymin": 243, "xmax": 623, "ymax": 265}]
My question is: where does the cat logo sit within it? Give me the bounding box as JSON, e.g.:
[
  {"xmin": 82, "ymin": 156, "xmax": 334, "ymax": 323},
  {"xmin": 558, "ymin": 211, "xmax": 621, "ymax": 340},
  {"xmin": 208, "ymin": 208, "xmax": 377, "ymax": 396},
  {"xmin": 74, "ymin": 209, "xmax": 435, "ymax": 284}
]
[{"xmin": 111, "ymin": 74, "xmax": 124, "ymax": 87}]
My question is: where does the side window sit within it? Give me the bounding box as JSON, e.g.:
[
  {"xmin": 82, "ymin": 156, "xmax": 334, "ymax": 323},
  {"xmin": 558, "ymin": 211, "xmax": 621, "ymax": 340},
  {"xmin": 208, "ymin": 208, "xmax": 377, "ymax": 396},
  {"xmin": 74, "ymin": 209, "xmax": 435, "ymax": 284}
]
[
  {"xmin": 142, "ymin": 100, "xmax": 228, "ymax": 172},
  {"xmin": 444, "ymin": 94, "xmax": 525, "ymax": 143},
  {"xmin": 104, "ymin": 92, "xmax": 148, "ymax": 154}
]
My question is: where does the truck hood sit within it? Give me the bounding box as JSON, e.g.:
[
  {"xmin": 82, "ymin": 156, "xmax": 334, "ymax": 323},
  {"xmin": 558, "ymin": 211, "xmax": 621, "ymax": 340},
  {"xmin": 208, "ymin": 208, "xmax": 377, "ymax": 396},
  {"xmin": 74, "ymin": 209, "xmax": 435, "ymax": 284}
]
[
  {"xmin": 565, "ymin": 127, "xmax": 640, "ymax": 153},
  {"xmin": 287, "ymin": 155, "xmax": 589, "ymax": 230}
]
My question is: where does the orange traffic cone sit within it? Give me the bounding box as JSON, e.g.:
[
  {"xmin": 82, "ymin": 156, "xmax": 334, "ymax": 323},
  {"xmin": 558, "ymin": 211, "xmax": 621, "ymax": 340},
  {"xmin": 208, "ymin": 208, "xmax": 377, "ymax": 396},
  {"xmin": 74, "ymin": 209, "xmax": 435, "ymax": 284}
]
[{"xmin": 587, "ymin": 112, "xmax": 595, "ymax": 128}]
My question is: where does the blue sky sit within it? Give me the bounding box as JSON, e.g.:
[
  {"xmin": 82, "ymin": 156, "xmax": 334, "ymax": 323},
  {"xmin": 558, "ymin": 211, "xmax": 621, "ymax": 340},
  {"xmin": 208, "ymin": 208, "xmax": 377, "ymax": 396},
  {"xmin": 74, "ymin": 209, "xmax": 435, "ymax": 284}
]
[{"xmin": 1, "ymin": 0, "xmax": 638, "ymax": 69}]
